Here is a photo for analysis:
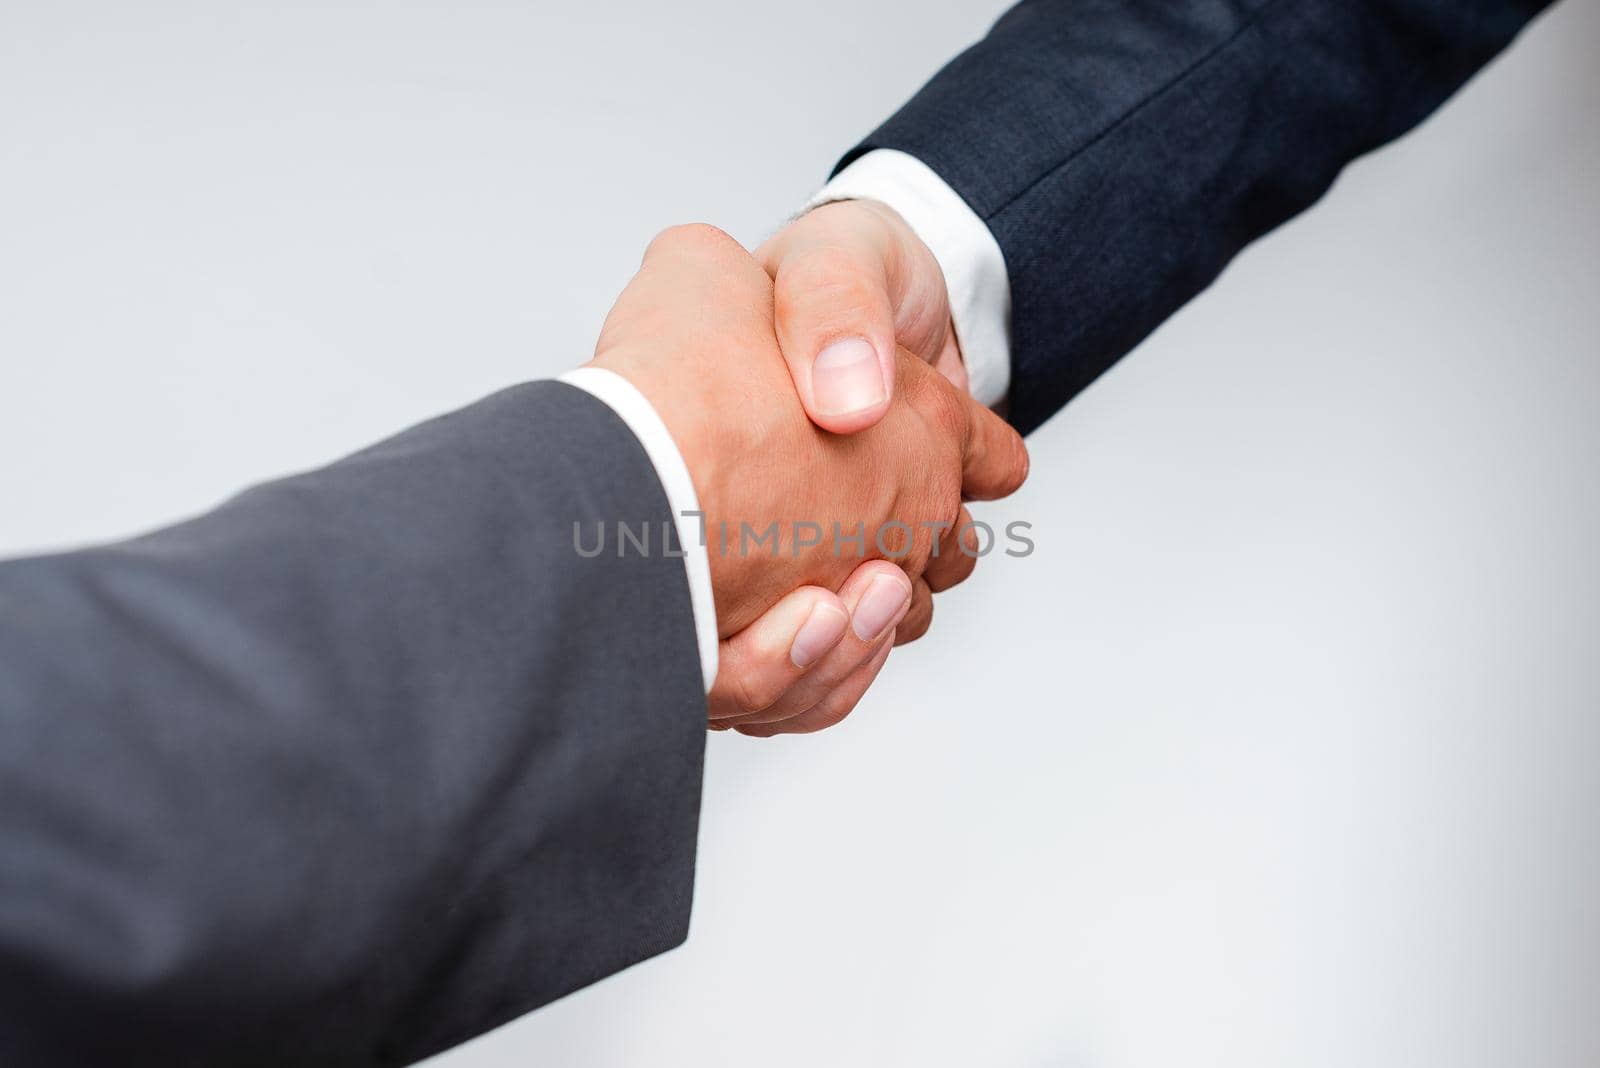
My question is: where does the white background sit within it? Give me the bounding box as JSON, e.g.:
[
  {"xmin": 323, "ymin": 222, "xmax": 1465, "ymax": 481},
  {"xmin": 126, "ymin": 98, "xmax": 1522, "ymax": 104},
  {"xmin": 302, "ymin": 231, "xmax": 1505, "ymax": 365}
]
[{"xmin": 2, "ymin": 3, "xmax": 1596, "ymax": 1065}]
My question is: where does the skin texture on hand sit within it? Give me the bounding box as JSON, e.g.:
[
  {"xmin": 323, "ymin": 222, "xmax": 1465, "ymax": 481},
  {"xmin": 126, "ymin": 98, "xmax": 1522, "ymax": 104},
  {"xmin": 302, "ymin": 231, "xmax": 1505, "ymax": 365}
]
[
  {"xmin": 591, "ymin": 223, "xmax": 1025, "ymax": 635},
  {"xmin": 586, "ymin": 224, "xmax": 1026, "ymax": 735}
]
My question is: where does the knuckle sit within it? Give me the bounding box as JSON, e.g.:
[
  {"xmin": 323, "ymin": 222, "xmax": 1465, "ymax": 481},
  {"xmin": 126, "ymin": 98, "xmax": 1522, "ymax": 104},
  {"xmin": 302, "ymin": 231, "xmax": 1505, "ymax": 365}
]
[
  {"xmin": 649, "ymin": 222, "xmax": 741, "ymax": 259},
  {"xmin": 927, "ymin": 550, "xmax": 977, "ymax": 594},
  {"xmin": 810, "ymin": 700, "xmax": 858, "ymax": 733},
  {"xmin": 731, "ymin": 669, "xmax": 786, "ymax": 717},
  {"xmin": 918, "ymin": 378, "xmax": 967, "ymax": 439},
  {"xmin": 959, "ymin": 520, "xmax": 984, "ymax": 557},
  {"xmin": 898, "ymin": 593, "xmax": 934, "ymax": 643},
  {"xmin": 898, "ymin": 611, "xmax": 932, "ymax": 643}
]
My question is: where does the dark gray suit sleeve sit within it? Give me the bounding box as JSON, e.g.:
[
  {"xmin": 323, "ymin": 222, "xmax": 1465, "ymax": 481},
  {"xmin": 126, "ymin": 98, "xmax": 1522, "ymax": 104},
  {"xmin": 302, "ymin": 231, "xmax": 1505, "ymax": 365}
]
[
  {"xmin": 0, "ymin": 381, "xmax": 707, "ymax": 1066},
  {"xmin": 841, "ymin": 0, "xmax": 1557, "ymax": 434}
]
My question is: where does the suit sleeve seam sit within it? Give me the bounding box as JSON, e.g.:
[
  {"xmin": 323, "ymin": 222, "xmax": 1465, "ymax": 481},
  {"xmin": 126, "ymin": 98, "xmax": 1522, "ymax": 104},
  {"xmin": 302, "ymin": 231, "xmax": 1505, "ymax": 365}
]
[{"xmin": 983, "ymin": 0, "xmax": 1296, "ymax": 224}]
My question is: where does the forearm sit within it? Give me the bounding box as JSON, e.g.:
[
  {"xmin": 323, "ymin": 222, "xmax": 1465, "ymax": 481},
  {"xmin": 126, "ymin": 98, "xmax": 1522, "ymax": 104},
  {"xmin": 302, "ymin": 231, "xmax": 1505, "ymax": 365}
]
[
  {"xmin": 847, "ymin": 0, "xmax": 1556, "ymax": 433},
  {"xmin": 0, "ymin": 382, "xmax": 706, "ymax": 1065}
]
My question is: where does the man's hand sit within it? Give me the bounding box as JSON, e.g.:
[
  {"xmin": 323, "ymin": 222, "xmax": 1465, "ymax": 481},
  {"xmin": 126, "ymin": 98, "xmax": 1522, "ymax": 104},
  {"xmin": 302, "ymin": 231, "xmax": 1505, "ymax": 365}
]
[
  {"xmin": 586, "ymin": 224, "xmax": 1026, "ymax": 734},
  {"xmin": 756, "ymin": 199, "xmax": 966, "ymax": 433}
]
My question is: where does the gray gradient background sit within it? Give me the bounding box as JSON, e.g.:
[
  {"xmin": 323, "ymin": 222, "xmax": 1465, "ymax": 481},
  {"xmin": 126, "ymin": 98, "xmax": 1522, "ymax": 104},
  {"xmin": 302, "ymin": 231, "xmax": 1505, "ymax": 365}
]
[{"xmin": 2, "ymin": 3, "xmax": 1597, "ymax": 1065}]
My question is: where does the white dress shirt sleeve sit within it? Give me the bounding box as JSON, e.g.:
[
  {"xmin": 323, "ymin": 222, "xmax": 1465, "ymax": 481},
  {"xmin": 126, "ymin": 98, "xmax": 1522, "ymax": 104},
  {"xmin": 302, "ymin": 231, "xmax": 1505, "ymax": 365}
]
[
  {"xmin": 558, "ymin": 367, "xmax": 718, "ymax": 695},
  {"xmin": 806, "ymin": 148, "xmax": 1013, "ymax": 409}
]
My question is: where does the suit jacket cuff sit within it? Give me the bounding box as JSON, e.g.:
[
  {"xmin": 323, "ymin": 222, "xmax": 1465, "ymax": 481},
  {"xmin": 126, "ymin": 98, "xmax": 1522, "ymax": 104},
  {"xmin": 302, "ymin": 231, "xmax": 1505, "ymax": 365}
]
[{"xmin": 559, "ymin": 367, "xmax": 718, "ymax": 692}]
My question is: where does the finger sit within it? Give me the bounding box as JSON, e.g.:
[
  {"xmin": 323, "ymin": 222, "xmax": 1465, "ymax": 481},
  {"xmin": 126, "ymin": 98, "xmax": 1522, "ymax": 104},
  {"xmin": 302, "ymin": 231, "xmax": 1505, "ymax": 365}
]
[
  {"xmin": 714, "ymin": 561, "xmax": 910, "ymax": 727},
  {"xmin": 924, "ymin": 504, "xmax": 979, "ymax": 593},
  {"xmin": 769, "ymin": 228, "xmax": 898, "ymax": 434},
  {"xmin": 893, "ymin": 352, "xmax": 1028, "ymax": 503},
  {"xmin": 735, "ymin": 631, "xmax": 896, "ymax": 737},
  {"xmin": 708, "ymin": 585, "xmax": 849, "ymax": 722},
  {"xmin": 959, "ymin": 388, "xmax": 1030, "ymax": 501},
  {"xmin": 895, "ymin": 578, "xmax": 934, "ymax": 646}
]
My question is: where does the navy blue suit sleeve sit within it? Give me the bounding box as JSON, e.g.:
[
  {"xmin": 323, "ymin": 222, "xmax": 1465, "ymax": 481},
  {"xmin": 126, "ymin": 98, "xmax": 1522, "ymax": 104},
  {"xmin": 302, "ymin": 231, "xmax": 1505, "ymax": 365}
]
[
  {"xmin": 843, "ymin": 0, "xmax": 1557, "ymax": 434},
  {"xmin": 0, "ymin": 382, "xmax": 706, "ymax": 1066}
]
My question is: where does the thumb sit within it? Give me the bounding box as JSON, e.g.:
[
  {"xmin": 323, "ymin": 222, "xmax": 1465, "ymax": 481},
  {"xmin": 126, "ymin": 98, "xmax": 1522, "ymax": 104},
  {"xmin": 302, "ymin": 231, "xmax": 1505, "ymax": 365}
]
[
  {"xmin": 767, "ymin": 226, "xmax": 899, "ymax": 435},
  {"xmin": 709, "ymin": 586, "xmax": 850, "ymax": 722}
]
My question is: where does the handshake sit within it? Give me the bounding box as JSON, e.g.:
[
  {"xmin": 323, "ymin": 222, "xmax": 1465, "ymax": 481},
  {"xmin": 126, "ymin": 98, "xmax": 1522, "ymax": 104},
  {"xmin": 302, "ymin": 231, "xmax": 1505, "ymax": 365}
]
[{"xmin": 578, "ymin": 200, "xmax": 1029, "ymax": 736}]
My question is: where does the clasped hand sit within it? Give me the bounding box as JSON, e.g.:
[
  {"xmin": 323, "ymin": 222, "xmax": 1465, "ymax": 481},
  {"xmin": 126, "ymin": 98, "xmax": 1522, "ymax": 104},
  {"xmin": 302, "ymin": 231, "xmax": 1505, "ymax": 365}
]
[{"xmin": 585, "ymin": 205, "xmax": 1027, "ymax": 735}]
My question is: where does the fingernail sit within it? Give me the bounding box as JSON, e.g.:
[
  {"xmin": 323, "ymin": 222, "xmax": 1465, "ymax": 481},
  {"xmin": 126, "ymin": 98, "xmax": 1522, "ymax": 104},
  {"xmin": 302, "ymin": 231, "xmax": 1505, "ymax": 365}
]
[
  {"xmin": 812, "ymin": 337, "xmax": 886, "ymax": 416},
  {"xmin": 852, "ymin": 575, "xmax": 909, "ymax": 642},
  {"xmin": 791, "ymin": 603, "xmax": 849, "ymax": 668}
]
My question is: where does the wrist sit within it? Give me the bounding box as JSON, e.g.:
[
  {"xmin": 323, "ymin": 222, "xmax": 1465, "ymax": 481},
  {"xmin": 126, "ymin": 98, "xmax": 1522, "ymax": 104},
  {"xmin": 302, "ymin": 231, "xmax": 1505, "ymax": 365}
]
[
  {"xmin": 582, "ymin": 351, "xmax": 808, "ymax": 637},
  {"xmin": 555, "ymin": 365, "xmax": 722, "ymax": 690}
]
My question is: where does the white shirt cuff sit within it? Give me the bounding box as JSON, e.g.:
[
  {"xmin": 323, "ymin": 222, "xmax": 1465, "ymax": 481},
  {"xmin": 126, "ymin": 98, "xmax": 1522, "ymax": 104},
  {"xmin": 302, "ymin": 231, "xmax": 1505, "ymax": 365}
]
[
  {"xmin": 557, "ymin": 367, "xmax": 718, "ymax": 695},
  {"xmin": 806, "ymin": 148, "xmax": 1013, "ymax": 409}
]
